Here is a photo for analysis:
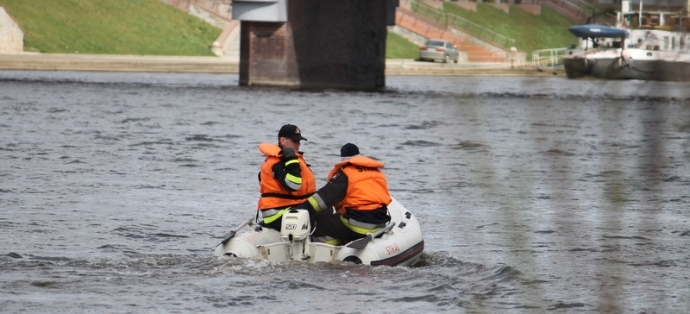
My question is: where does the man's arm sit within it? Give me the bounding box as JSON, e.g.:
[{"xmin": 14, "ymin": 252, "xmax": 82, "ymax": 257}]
[
  {"xmin": 303, "ymin": 171, "xmax": 348, "ymax": 214},
  {"xmin": 274, "ymin": 147, "xmax": 302, "ymax": 191}
]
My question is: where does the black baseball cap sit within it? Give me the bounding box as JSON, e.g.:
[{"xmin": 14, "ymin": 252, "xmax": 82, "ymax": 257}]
[{"xmin": 278, "ymin": 124, "xmax": 308, "ymax": 141}]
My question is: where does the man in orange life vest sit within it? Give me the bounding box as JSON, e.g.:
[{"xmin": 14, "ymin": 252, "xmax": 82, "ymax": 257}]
[
  {"xmin": 257, "ymin": 124, "xmax": 316, "ymax": 232},
  {"xmin": 297, "ymin": 143, "xmax": 391, "ymax": 245}
]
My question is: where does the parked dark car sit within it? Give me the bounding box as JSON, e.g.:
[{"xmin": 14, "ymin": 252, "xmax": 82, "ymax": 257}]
[{"xmin": 419, "ymin": 39, "xmax": 459, "ymax": 63}]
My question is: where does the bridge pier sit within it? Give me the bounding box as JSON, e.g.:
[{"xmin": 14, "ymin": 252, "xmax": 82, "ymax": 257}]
[{"xmin": 237, "ymin": 0, "xmax": 394, "ymax": 90}]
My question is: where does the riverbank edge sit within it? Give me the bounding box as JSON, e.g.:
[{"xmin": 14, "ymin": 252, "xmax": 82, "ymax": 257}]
[{"xmin": 0, "ymin": 53, "xmax": 564, "ymax": 77}]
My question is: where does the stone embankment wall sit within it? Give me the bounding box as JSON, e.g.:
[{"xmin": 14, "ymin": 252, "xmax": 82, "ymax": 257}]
[{"xmin": 0, "ymin": 7, "xmax": 23, "ymax": 53}]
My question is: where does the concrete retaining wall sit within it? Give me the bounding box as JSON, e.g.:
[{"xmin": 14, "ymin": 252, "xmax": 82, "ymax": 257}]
[
  {"xmin": 419, "ymin": 0, "xmax": 444, "ymax": 9},
  {"xmin": 489, "ymin": 3, "xmax": 510, "ymax": 13},
  {"xmin": 0, "ymin": 7, "xmax": 23, "ymax": 53},
  {"xmin": 189, "ymin": 2, "xmax": 231, "ymax": 29},
  {"xmin": 0, "ymin": 53, "xmax": 564, "ymax": 77},
  {"xmin": 450, "ymin": 1, "xmax": 477, "ymax": 12},
  {"xmin": 516, "ymin": 4, "xmax": 541, "ymax": 15}
]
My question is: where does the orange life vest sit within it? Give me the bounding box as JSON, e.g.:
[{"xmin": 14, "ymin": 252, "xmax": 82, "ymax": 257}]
[
  {"xmin": 326, "ymin": 155, "xmax": 391, "ymax": 215},
  {"xmin": 257, "ymin": 143, "xmax": 316, "ymax": 211}
]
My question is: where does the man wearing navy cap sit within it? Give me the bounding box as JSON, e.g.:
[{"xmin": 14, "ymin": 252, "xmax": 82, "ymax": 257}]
[
  {"xmin": 298, "ymin": 143, "xmax": 391, "ymax": 245},
  {"xmin": 256, "ymin": 124, "xmax": 316, "ymax": 231}
]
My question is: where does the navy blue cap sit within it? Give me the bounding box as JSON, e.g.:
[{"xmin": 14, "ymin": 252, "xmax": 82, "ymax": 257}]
[{"xmin": 340, "ymin": 143, "xmax": 360, "ymax": 157}]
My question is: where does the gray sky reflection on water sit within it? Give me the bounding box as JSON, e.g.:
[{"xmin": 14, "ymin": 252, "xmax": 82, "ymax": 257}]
[{"xmin": 0, "ymin": 71, "xmax": 689, "ymax": 313}]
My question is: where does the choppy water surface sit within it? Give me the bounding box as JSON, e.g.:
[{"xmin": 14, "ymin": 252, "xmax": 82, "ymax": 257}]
[{"xmin": 1, "ymin": 71, "xmax": 689, "ymax": 313}]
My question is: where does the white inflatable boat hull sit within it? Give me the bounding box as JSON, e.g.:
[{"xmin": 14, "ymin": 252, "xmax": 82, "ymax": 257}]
[{"xmin": 214, "ymin": 197, "xmax": 424, "ymax": 266}]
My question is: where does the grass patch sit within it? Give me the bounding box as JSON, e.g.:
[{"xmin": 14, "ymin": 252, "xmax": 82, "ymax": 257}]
[
  {"xmin": 386, "ymin": 31, "xmax": 420, "ymax": 59},
  {"xmin": 0, "ymin": 0, "xmax": 578, "ymax": 60},
  {"xmin": 0, "ymin": 0, "xmax": 220, "ymax": 56},
  {"xmin": 442, "ymin": 3, "xmax": 578, "ymax": 58}
]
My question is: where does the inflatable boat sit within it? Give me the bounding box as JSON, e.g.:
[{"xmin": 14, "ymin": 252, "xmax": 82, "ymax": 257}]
[{"xmin": 213, "ymin": 197, "xmax": 424, "ymax": 266}]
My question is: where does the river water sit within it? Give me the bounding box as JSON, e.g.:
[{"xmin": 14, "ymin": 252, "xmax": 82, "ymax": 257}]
[{"xmin": 1, "ymin": 70, "xmax": 689, "ymax": 313}]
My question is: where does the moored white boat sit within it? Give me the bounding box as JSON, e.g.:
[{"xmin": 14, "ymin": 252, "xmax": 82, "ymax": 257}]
[
  {"xmin": 213, "ymin": 197, "xmax": 424, "ymax": 266},
  {"xmin": 563, "ymin": 0, "xmax": 690, "ymax": 81}
]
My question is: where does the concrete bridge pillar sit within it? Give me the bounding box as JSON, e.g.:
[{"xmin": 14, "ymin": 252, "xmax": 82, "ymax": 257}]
[{"xmin": 237, "ymin": 0, "xmax": 391, "ymax": 90}]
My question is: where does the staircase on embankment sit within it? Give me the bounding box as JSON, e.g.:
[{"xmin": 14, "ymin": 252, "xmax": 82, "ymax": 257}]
[{"xmin": 394, "ymin": 6, "xmax": 519, "ymax": 63}]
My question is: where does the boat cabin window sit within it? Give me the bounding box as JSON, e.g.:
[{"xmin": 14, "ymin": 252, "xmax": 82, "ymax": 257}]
[
  {"xmin": 640, "ymin": 16, "xmax": 649, "ymax": 28},
  {"xmin": 650, "ymin": 16, "xmax": 659, "ymax": 26}
]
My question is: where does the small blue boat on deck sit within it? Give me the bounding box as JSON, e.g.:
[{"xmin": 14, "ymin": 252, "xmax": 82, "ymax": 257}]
[{"xmin": 568, "ymin": 24, "xmax": 629, "ymax": 39}]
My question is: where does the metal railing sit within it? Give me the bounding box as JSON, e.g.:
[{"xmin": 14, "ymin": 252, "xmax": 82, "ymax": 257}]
[
  {"xmin": 549, "ymin": 0, "xmax": 616, "ymax": 25},
  {"xmin": 532, "ymin": 47, "xmax": 567, "ymax": 69},
  {"xmin": 411, "ymin": 1, "xmax": 516, "ymax": 49},
  {"xmin": 566, "ymin": 0, "xmax": 600, "ymax": 17}
]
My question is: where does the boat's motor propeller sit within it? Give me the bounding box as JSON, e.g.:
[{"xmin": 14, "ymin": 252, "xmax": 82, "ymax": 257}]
[{"xmin": 280, "ymin": 209, "xmax": 311, "ymax": 260}]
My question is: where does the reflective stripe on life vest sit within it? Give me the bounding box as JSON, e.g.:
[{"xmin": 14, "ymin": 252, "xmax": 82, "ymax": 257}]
[
  {"xmin": 340, "ymin": 216, "xmax": 385, "ymax": 235},
  {"xmin": 262, "ymin": 208, "xmax": 289, "ymax": 224}
]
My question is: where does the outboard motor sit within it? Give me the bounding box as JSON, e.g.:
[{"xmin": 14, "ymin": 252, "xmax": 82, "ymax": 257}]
[{"xmin": 280, "ymin": 209, "xmax": 311, "ymax": 260}]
